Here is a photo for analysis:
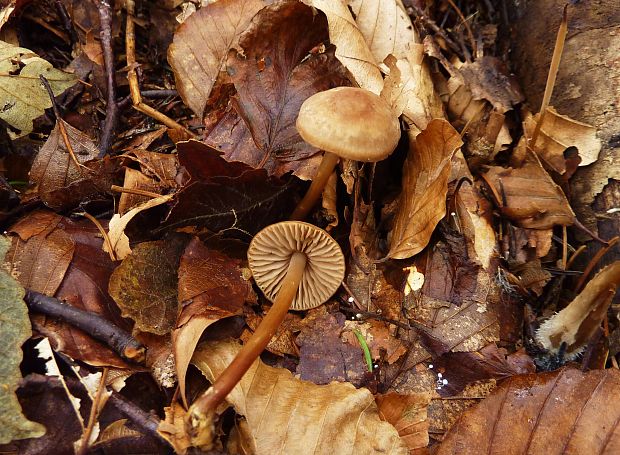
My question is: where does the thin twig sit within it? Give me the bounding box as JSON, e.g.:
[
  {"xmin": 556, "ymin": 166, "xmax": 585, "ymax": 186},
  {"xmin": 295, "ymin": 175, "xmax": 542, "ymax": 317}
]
[
  {"xmin": 77, "ymin": 368, "xmax": 110, "ymax": 455},
  {"xmin": 445, "ymin": 0, "xmax": 477, "ymax": 57},
  {"xmin": 97, "ymin": 0, "xmax": 119, "ymax": 157},
  {"xmin": 78, "ymin": 211, "xmax": 117, "ymax": 261},
  {"xmin": 108, "ymin": 392, "xmax": 167, "ymax": 442},
  {"xmin": 111, "ymin": 184, "xmax": 163, "ymax": 199},
  {"xmin": 24, "ymin": 290, "xmax": 146, "ymax": 363},
  {"xmin": 54, "ymin": 0, "xmax": 79, "ymax": 44},
  {"xmin": 410, "ymin": 5, "xmax": 462, "ymax": 56}
]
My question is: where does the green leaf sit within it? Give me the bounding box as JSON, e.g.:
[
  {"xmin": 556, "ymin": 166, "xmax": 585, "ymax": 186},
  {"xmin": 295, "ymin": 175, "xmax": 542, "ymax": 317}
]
[
  {"xmin": 0, "ymin": 236, "xmax": 46, "ymax": 443},
  {"xmin": 0, "ymin": 41, "xmax": 78, "ymax": 137}
]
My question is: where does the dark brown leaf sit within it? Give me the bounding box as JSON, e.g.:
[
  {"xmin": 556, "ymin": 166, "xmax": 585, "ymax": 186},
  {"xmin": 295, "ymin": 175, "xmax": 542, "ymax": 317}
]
[
  {"xmin": 437, "ymin": 368, "xmax": 620, "ymax": 455},
  {"xmin": 109, "ymin": 235, "xmax": 188, "ymax": 335},
  {"xmin": 205, "ymin": 0, "xmax": 351, "ymax": 179}
]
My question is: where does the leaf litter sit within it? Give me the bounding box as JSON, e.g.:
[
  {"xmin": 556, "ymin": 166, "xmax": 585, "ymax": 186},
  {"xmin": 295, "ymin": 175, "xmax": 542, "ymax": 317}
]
[{"xmin": 0, "ymin": 1, "xmax": 618, "ymax": 454}]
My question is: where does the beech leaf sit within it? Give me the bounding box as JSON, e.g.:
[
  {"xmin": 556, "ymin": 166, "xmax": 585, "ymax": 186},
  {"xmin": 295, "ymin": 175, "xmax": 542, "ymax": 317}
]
[
  {"xmin": 437, "ymin": 368, "xmax": 620, "ymax": 455},
  {"xmin": 0, "ymin": 41, "xmax": 77, "ymax": 137},
  {"xmin": 388, "ymin": 119, "xmax": 463, "ymax": 259},
  {"xmin": 0, "ymin": 236, "xmax": 46, "ymax": 444},
  {"xmin": 168, "ymin": 0, "xmax": 265, "ymax": 117},
  {"xmin": 192, "ymin": 339, "xmax": 408, "ymax": 454}
]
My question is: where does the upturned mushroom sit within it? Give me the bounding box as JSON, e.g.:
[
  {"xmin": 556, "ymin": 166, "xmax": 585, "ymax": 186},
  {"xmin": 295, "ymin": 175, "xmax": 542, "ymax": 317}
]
[
  {"xmin": 187, "ymin": 221, "xmax": 345, "ymax": 446},
  {"xmin": 291, "ymin": 86, "xmax": 401, "ymax": 220}
]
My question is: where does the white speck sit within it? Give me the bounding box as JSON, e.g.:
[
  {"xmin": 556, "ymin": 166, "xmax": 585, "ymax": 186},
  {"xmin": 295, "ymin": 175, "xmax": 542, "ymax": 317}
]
[
  {"xmin": 442, "ymin": 379, "xmax": 448, "ymax": 385},
  {"xmin": 351, "ymin": 317, "xmax": 355, "ymax": 320},
  {"xmin": 450, "ymin": 212, "xmax": 456, "ymax": 216},
  {"xmin": 373, "ymin": 364, "xmax": 379, "ymax": 369},
  {"xmin": 428, "ymin": 364, "xmax": 433, "ymax": 369},
  {"xmin": 355, "ymin": 313, "xmax": 363, "ymax": 319},
  {"xmin": 348, "ymin": 296, "xmax": 354, "ymax": 303},
  {"xmin": 437, "ymin": 372, "xmax": 443, "ymax": 378}
]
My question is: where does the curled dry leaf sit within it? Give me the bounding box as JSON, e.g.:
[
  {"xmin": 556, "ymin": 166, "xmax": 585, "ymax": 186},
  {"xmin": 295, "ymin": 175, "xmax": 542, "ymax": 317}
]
[
  {"xmin": 0, "ymin": 237, "xmax": 46, "ymax": 444},
  {"xmin": 108, "ymin": 236, "xmax": 188, "ymax": 335},
  {"xmin": 174, "ymin": 237, "xmax": 253, "ymax": 406},
  {"xmin": 526, "ymin": 107, "xmax": 601, "ymax": 174},
  {"xmin": 483, "ymin": 149, "xmax": 575, "ymax": 229},
  {"xmin": 117, "ymin": 168, "xmax": 164, "ymax": 216},
  {"xmin": 388, "ymin": 119, "xmax": 463, "ymax": 259},
  {"xmin": 536, "ymin": 261, "xmax": 620, "ymax": 358},
  {"xmin": 192, "ymin": 339, "xmax": 408, "ymax": 454},
  {"xmin": 205, "ymin": 0, "xmax": 350, "ymax": 180},
  {"xmin": 0, "ymin": 41, "xmax": 77, "ymax": 137},
  {"xmin": 304, "ymin": 0, "xmax": 383, "ymax": 94},
  {"xmin": 376, "ymin": 392, "xmax": 431, "ymax": 453},
  {"xmin": 168, "ymin": 0, "xmax": 265, "ymax": 117},
  {"xmin": 437, "ymin": 368, "xmax": 620, "ymax": 455}
]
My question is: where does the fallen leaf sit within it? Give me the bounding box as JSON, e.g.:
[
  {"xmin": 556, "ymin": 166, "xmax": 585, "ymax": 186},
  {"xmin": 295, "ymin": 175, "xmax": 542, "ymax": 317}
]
[
  {"xmin": 0, "ymin": 40, "xmax": 77, "ymax": 137},
  {"xmin": 109, "ymin": 235, "xmax": 188, "ymax": 335},
  {"xmin": 376, "ymin": 392, "xmax": 431, "ymax": 453},
  {"xmin": 174, "ymin": 237, "xmax": 253, "ymax": 405},
  {"xmin": 437, "ymin": 368, "xmax": 620, "ymax": 455},
  {"xmin": 388, "ymin": 119, "xmax": 463, "ymax": 259},
  {"xmin": 168, "ymin": 0, "xmax": 265, "ymax": 117},
  {"xmin": 342, "ymin": 320, "xmax": 407, "ymax": 365},
  {"xmin": 304, "ymin": 0, "xmax": 383, "ymax": 94},
  {"xmin": 124, "ymin": 149, "xmax": 179, "ymax": 189},
  {"xmin": 158, "ymin": 401, "xmax": 192, "ymax": 455},
  {"xmin": 105, "ymin": 194, "xmax": 174, "ymax": 260},
  {"xmin": 7, "ymin": 211, "xmax": 75, "ymax": 295},
  {"xmin": 242, "ymin": 309, "xmax": 300, "ymax": 357},
  {"xmin": 192, "ymin": 338, "xmax": 408, "ymax": 454},
  {"xmin": 208, "ymin": 0, "xmax": 350, "ymax": 179},
  {"xmin": 0, "ymin": 237, "xmax": 46, "ymax": 444},
  {"xmin": 536, "ymin": 261, "xmax": 620, "ymax": 357},
  {"xmin": 117, "ymin": 168, "xmax": 164, "ymax": 216}
]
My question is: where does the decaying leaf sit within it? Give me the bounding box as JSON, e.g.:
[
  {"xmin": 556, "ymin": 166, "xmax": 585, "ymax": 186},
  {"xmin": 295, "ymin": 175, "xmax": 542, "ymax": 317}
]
[
  {"xmin": 388, "ymin": 119, "xmax": 463, "ymax": 259},
  {"xmin": 117, "ymin": 167, "xmax": 164, "ymax": 216},
  {"xmin": 192, "ymin": 339, "xmax": 408, "ymax": 454},
  {"xmin": 483, "ymin": 149, "xmax": 575, "ymax": 229},
  {"xmin": 174, "ymin": 237, "xmax": 253, "ymax": 405},
  {"xmin": 158, "ymin": 401, "xmax": 192, "ymax": 455},
  {"xmin": 536, "ymin": 261, "xmax": 620, "ymax": 357},
  {"xmin": 437, "ymin": 368, "xmax": 620, "ymax": 455},
  {"xmin": 304, "ymin": 0, "xmax": 383, "ymax": 94},
  {"xmin": 109, "ymin": 236, "xmax": 188, "ymax": 335},
  {"xmin": 0, "ymin": 40, "xmax": 77, "ymax": 137},
  {"xmin": 168, "ymin": 0, "xmax": 265, "ymax": 117},
  {"xmin": 0, "ymin": 237, "xmax": 46, "ymax": 444},
  {"xmin": 205, "ymin": 0, "xmax": 350, "ymax": 180},
  {"xmin": 376, "ymin": 392, "xmax": 431, "ymax": 453}
]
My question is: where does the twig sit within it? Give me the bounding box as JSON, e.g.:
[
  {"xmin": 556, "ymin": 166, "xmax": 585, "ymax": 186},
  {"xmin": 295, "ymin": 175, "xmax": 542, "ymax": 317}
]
[
  {"xmin": 97, "ymin": 0, "xmax": 119, "ymax": 157},
  {"xmin": 111, "ymin": 185, "xmax": 163, "ymax": 199},
  {"xmin": 410, "ymin": 4, "xmax": 462, "ymax": 56},
  {"xmin": 24, "ymin": 290, "xmax": 146, "ymax": 364},
  {"xmin": 125, "ymin": 0, "xmax": 194, "ymax": 137},
  {"xmin": 108, "ymin": 392, "xmax": 167, "ymax": 442},
  {"xmin": 54, "ymin": 0, "xmax": 79, "ymax": 44},
  {"xmin": 77, "ymin": 368, "xmax": 110, "ymax": 455},
  {"xmin": 574, "ymin": 236, "xmax": 619, "ymax": 293},
  {"xmin": 117, "ymin": 89, "xmax": 180, "ymax": 110},
  {"xmin": 78, "ymin": 211, "xmax": 117, "ymax": 261},
  {"xmin": 39, "ymin": 75, "xmax": 88, "ymax": 171},
  {"xmin": 531, "ymin": 5, "xmax": 568, "ymax": 147},
  {"xmin": 445, "ymin": 0, "xmax": 477, "ymax": 57}
]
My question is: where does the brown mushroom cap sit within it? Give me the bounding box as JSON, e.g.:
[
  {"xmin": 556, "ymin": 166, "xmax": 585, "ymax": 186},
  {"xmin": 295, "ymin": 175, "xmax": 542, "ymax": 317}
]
[
  {"xmin": 296, "ymin": 87, "xmax": 400, "ymax": 162},
  {"xmin": 248, "ymin": 221, "xmax": 345, "ymax": 310}
]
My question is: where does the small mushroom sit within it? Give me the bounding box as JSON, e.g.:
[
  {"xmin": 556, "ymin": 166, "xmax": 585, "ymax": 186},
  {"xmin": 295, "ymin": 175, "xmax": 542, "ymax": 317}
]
[
  {"xmin": 291, "ymin": 86, "xmax": 401, "ymax": 220},
  {"xmin": 187, "ymin": 221, "xmax": 345, "ymax": 445}
]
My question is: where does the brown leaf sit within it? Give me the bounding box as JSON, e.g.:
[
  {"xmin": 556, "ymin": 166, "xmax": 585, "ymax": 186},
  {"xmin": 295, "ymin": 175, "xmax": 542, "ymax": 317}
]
[
  {"xmin": 207, "ymin": 0, "xmax": 350, "ymax": 180},
  {"xmin": 296, "ymin": 311, "xmax": 369, "ymax": 387},
  {"xmin": 536, "ymin": 261, "xmax": 620, "ymax": 357},
  {"xmin": 168, "ymin": 0, "xmax": 265, "ymax": 117},
  {"xmin": 437, "ymin": 368, "xmax": 620, "ymax": 455},
  {"xmin": 158, "ymin": 401, "xmax": 192, "ymax": 455},
  {"xmin": 376, "ymin": 392, "xmax": 431, "ymax": 453},
  {"xmin": 174, "ymin": 237, "xmax": 253, "ymax": 405},
  {"xmin": 124, "ymin": 149, "xmax": 179, "ymax": 189},
  {"xmin": 388, "ymin": 119, "xmax": 463, "ymax": 259},
  {"xmin": 117, "ymin": 168, "xmax": 164, "ymax": 216},
  {"xmin": 242, "ymin": 310, "xmax": 300, "ymax": 357},
  {"xmin": 304, "ymin": 0, "xmax": 383, "ymax": 94},
  {"xmin": 109, "ymin": 236, "xmax": 188, "ymax": 335},
  {"xmin": 192, "ymin": 339, "xmax": 408, "ymax": 454},
  {"xmin": 341, "ymin": 320, "xmax": 407, "ymax": 365},
  {"xmin": 483, "ymin": 149, "xmax": 575, "ymax": 229},
  {"xmin": 165, "ymin": 141, "xmax": 296, "ymax": 235},
  {"xmin": 8, "ymin": 211, "xmax": 74, "ymax": 296}
]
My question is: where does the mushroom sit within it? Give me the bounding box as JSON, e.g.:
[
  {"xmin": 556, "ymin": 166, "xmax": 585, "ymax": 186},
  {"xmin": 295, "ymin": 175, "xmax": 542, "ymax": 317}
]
[
  {"xmin": 187, "ymin": 221, "xmax": 345, "ymax": 445},
  {"xmin": 291, "ymin": 86, "xmax": 401, "ymax": 220}
]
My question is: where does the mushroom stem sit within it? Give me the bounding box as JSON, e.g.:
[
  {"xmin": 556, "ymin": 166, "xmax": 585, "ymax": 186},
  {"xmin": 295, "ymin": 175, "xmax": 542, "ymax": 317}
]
[
  {"xmin": 187, "ymin": 251, "xmax": 308, "ymax": 443},
  {"xmin": 290, "ymin": 151, "xmax": 340, "ymax": 220}
]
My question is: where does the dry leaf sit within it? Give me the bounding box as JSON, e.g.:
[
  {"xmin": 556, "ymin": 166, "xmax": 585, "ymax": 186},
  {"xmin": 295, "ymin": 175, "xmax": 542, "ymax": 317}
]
[
  {"xmin": 168, "ymin": 0, "xmax": 265, "ymax": 117},
  {"xmin": 536, "ymin": 261, "xmax": 620, "ymax": 357},
  {"xmin": 437, "ymin": 368, "xmax": 620, "ymax": 455},
  {"xmin": 105, "ymin": 194, "xmax": 173, "ymax": 260},
  {"xmin": 174, "ymin": 237, "xmax": 252, "ymax": 405},
  {"xmin": 388, "ymin": 119, "xmax": 463, "ymax": 259},
  {"xmin": 117, "ymin": 168, "xmax": 164, "ymax": 215},
  {"xmin": 483, "ymin": 149, "xmax": 575, "ymax": 229},
  {"xmin": 158, "ymin": 401, "xmax": 192, "ymax": 455},
  {"xmin": 376, "ymin": 392, "xmax": 431, "ymax": 453},
  {"xmin": 192, "ymin": 339, "xmax": 408, "ymax": 454},
  {"xmin": 304, "ymin": 0, "xmax": 383, "ymax": 94}
]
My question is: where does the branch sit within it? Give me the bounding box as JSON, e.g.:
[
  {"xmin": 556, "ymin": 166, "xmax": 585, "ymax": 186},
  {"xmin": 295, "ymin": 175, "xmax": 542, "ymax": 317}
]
[
  {"xmin": 97, "ymin": 0, "xmax": 119, "ymax": 157},
  {"xmin": 24, "ymin": 290, "xmax": 145, "ymax": 364}
]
